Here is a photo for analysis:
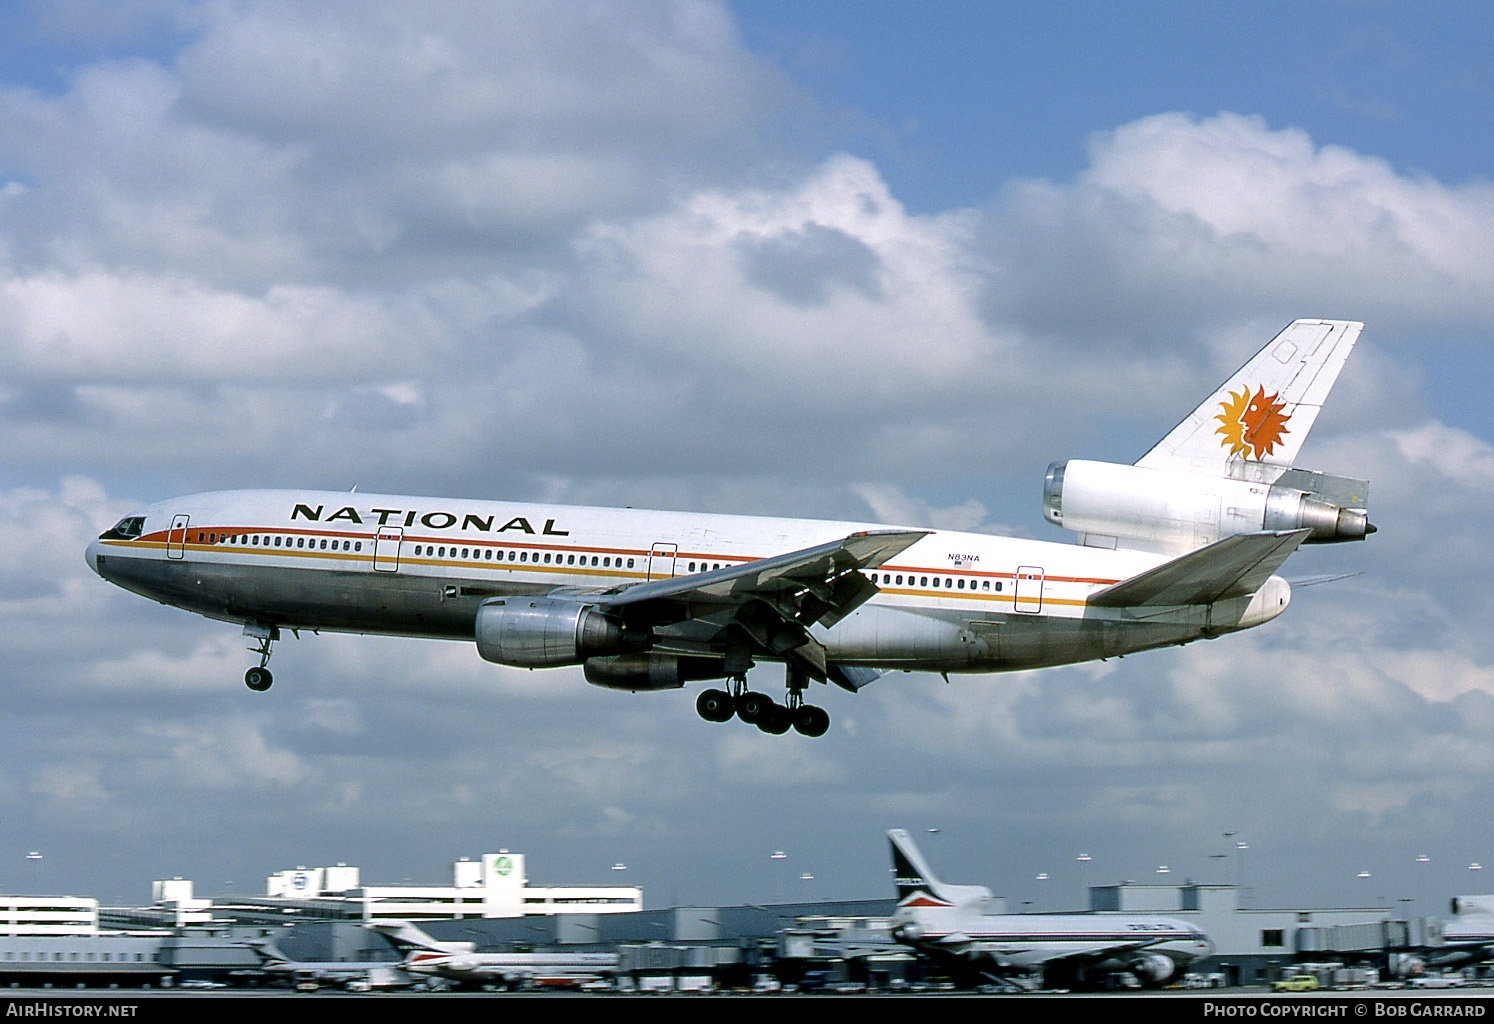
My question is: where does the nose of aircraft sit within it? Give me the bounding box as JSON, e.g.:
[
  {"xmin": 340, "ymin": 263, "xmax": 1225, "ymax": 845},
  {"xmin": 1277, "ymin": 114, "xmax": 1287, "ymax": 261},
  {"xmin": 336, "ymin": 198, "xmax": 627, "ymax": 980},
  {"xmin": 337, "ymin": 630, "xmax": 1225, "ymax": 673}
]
[{"xmin": 85, "ymin": 539, "xmax": 102, "ymax": 575}]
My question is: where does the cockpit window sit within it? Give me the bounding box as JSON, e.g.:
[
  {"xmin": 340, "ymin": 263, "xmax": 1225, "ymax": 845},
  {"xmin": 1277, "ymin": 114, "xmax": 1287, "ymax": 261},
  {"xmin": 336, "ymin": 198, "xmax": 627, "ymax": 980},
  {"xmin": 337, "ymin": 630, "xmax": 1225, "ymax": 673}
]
[{"xmin": 100, "ymin": 516, "xmax": 145, "ymax": 541}]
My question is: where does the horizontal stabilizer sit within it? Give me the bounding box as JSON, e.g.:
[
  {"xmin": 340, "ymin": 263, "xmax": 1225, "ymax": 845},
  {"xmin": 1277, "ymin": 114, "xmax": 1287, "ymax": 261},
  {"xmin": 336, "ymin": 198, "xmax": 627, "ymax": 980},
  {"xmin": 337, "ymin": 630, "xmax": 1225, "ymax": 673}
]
[
  {"xmin": 1089, "ymin": 530, "xmax": 1310, "ymax": 608},
  {"xmin": 1285, "ymin": 571, "xmax": 1363, "ymax": 588}
]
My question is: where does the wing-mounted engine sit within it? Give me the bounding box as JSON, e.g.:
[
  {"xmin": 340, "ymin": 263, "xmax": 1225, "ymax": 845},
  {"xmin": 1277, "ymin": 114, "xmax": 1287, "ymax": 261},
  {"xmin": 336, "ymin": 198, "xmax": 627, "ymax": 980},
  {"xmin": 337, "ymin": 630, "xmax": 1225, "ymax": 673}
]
[
  {"xmin": 474, "ymin": 597, "xmax": 643, "ymax": 668},
  {"xmin": 582, "ymin": 653, "xmax": 728, "ymax": 692},
  {"xmin": 1043, "ymin": 460, "xmax": 1372, "ymax": 553},
  {"xmin": 1127, "ymin": 952, "xmax": 1178, "ymax": 985}
]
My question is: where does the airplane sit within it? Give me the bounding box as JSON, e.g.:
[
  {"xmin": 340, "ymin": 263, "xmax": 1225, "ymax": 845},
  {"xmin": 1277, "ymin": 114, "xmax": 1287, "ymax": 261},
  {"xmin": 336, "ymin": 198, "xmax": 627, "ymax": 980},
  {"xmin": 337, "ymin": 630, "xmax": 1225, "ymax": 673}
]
[
  {"xmin": 1392, "ymin": 896, "xmax": 1494, "ymax": 977},
  {"xmin": 1434, "ymin": 896, "xmax": 1494, "ymax": 970},
  {"xmin": 244, "ymin": 936, "xmax": 420, "ymax": 990},
  {"xmin": 85, "ymin": 319, "xmax": 1373, "ymax": 737},
  {"xmin": 885, "ymin": 828, "xmax": 1214, "ymax": 990},
  {"xmin": 367, "ymin": 920, "xmax": 619, "ymax": 990}
]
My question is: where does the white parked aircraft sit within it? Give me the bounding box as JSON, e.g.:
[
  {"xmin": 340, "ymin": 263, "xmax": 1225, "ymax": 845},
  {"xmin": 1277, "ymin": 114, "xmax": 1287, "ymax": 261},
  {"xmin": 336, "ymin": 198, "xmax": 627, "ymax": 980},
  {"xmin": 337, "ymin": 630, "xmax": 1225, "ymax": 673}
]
[
  {"xmin": 245, "ymin": 937, "xmax": 418, "ymax": 990},
  {"xmin": 368, "ymin": 920, "xmax": 618, "ymax": 990},
  {"xmin": 886, "ymin": 828, "xmax": 1214, "ymax": 990},
  {"xmin": 86, "ymin": 319, "xmax": 1371, "ymax": 737}
]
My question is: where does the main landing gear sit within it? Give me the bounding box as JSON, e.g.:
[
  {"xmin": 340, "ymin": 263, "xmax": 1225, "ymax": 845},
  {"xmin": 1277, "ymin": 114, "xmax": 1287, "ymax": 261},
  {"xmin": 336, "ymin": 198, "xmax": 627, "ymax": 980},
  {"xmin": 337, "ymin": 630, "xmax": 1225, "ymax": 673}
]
[
  {"xmin": 695, "ymin": 668, "xmax": 831, "ymax": 738},
  {"xmin": 243, "ymin": 623, "xmax": 280, "ymax": 691}
]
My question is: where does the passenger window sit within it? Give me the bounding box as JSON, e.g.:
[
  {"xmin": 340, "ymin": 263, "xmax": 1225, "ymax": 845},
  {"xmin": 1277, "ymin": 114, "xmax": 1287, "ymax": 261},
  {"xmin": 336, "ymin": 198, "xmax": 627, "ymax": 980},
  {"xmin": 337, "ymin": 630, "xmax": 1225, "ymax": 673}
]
[
  {"xmin": 520, "ymin": 552, "xmax": 527, "ymax": 562},
  {"xmin": 996, "ymin": 582, "xmax": 1003, "ymax": 592},
  {"xmin": 355, "ymin": 542, "xmax": 362, "ymax": 552},
  {"xmin": 920, "ymin": 576, "xmax": 928, "ymax": 586},
  {"xmin": 627, "ymin": 558, "xmax": 635, "ymax": 568},
  {"xmin": 982, "ymin": 580, "xmax": 990, "ymax": 591}
]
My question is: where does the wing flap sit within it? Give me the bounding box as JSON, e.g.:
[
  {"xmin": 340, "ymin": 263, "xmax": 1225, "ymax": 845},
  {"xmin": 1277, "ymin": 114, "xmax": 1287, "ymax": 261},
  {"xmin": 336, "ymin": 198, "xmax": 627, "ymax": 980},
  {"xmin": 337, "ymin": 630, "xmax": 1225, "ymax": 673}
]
[{"xmin": 1089, "ymin": 529, "xmax": 1310, "ymax": 608}]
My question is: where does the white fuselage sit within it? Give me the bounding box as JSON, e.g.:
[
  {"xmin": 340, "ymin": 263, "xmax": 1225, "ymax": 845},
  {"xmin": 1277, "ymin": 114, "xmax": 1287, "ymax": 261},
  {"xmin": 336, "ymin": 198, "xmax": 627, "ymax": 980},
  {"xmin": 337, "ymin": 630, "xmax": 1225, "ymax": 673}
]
[{"xmin": 85, "ymin": 488, "xmax": 1290, "ymax": 676}]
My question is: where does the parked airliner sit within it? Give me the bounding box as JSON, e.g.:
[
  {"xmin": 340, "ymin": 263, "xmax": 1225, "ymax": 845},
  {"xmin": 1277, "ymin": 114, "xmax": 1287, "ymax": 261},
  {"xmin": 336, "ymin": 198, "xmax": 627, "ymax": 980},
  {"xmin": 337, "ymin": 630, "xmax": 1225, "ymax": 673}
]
[
  {"xmin": 886, "ymin": 828, "xmax": 1214, "ymax": 989},
  {"xmin": 369, "ymin": 921, "xmax": 618, "ymax": 990},
  {"xmin": 86, "ymin": 319, "xmax": 1372, "ymax": 737}
]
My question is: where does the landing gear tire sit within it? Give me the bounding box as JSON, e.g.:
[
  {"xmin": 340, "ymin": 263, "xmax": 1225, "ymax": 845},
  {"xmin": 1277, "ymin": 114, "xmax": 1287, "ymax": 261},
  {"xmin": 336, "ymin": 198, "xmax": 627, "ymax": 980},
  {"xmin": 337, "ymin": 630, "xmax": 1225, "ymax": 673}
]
[
  {"xmin": 735, "ymin": 691, "xmax": 773, "ymax": 724},
  {"xmin": 757, "ymin": 703, "xmax": 792, "ymax": 735},
  {"xmin": 696, "ymin": 688, "xmax": 735, "ymax": 723},
  {"xmin": 244, "ymin": 666, "xmax": 273, "ymax": 691},
  {"xmin": 792, "ymin": 704, "xmax": 830, "ymax": 738}
]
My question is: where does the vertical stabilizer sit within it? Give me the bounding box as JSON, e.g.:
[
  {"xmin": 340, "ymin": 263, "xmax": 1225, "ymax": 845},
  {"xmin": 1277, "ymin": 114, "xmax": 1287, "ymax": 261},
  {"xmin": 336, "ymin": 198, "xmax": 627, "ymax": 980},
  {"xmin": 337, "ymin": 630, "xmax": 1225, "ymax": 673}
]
[
  {"xmin": 888, "ymin": 829, "xmax": 992, "ymax": 907},
  {"xmin": 368, "ymin": 920, "xmax": 473, "ymax": 954},
  {"xmin": 1136, "ymin": 319, "xmax": 1362, "ymax": 476}
]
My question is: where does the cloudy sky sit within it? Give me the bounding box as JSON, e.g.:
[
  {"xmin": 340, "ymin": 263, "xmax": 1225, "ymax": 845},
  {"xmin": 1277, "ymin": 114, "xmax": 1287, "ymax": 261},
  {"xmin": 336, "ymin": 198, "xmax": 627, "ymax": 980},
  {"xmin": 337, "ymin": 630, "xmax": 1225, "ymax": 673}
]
[{"xmin": 1, "ymin": 1, "xmax": 1490, "ymax": 918}]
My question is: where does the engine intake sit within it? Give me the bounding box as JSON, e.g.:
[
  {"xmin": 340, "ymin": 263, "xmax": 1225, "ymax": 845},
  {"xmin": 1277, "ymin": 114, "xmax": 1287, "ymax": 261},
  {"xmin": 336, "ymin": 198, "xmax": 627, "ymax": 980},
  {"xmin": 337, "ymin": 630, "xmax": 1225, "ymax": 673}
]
[{"xmin": 475, "ymin": 598, "xmax": 637, "ymax": 668}]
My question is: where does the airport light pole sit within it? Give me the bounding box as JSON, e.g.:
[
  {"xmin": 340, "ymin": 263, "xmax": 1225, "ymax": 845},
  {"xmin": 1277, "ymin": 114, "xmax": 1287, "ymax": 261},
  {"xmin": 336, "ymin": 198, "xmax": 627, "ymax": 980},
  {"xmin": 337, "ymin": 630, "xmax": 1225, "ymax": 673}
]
[
  {"xmin": 1035, "ymin": 872, "xmax": 1048, "ymax": 913},
  {"xmin": 1414, "ymin": 854, "xmax": 1429, "ymax": 916},
  {"xmin": 770, "ymin": 850, "xmax": 786, "ymax": 904},
  {"xmin": 25, "ymin": 852, "xmax": 41, "ymax": 894}
]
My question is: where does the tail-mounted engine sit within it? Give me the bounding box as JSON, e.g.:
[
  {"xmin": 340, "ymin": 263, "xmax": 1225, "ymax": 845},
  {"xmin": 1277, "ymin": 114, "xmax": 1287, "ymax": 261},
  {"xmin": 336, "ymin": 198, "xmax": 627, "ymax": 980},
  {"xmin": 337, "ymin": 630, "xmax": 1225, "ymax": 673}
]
[
  {"xmin": 475, "ymin": 597, "xmax": 640, "ymax": 668},
  {"xmin": 1044, "ymin": 460, "xmax": 1373, "ymax": 552}
]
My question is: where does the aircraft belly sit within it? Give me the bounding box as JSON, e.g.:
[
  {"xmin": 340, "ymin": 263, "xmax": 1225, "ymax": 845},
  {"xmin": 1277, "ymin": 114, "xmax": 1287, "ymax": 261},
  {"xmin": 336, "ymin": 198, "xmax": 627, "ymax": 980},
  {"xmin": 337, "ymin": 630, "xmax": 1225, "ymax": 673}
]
[
  {"xmin": 98, "ymin": 554, "xmax": 494, "ymax": 639},
  {"xmin": 820, "ymin": 605, "xmax": 990, "ymax": 667},
  {"xmin": 821, "ymin": 604, "xmax": 1214, "ymax": 673}
]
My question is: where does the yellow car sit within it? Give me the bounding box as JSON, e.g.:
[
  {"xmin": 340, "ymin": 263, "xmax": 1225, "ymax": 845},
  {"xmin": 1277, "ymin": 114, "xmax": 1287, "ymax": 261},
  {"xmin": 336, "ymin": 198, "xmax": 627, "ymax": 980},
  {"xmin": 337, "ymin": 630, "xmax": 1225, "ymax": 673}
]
[{"xmin": 1271, "ymin": 974, "xmax": 1321, "ymax": 992}]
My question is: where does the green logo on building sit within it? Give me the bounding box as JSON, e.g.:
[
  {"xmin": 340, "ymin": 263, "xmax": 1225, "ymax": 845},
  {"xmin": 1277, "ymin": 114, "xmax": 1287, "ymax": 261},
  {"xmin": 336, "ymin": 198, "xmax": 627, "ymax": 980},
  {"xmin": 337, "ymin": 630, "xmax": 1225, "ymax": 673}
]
[{"xmin": 493, "ymin": 856, "xmax": 513, "ymax": 876}]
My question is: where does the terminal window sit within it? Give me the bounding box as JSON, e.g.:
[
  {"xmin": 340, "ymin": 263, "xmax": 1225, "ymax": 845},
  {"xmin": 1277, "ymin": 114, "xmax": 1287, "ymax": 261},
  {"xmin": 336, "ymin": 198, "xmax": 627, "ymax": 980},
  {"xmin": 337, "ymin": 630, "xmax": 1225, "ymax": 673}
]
[{"xmin": 1261, "ymin": 929, "xmax": 1285, "ymax": 947}]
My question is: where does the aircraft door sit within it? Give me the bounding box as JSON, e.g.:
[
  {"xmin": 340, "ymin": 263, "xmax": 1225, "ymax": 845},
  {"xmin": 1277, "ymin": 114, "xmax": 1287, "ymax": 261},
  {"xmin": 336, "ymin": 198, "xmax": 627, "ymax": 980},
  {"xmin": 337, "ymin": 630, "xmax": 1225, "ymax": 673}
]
[
  {"xmin": 1014, "ymin": 566, "xmax": 1044, "ymax": 613},
  {"xmin": 647, "ymin": 542, "xmax": 677, "ymax": 581},
  {"xmin": 374, "ymin": 527, "xmax": 402, "ymax": 572},
  {"xmin": 167, "ymin": 514, "xmax": 190, "ymax": 560}
]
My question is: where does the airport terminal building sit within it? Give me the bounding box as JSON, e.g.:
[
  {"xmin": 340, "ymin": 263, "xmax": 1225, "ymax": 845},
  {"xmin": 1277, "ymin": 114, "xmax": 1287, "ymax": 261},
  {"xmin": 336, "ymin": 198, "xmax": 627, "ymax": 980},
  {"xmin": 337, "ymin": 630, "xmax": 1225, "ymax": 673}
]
[{"xmin": 0, "ymin": 845, "xmax": 1481, "ymax": 991}]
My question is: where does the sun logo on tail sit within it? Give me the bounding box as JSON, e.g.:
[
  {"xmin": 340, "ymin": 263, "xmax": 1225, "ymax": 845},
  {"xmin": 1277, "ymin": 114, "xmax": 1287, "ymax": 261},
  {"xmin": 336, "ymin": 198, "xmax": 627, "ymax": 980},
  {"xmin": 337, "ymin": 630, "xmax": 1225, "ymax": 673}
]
[{"xmin": 1215, "ymin": 386, "xmax": 1291, "ymax": 460}]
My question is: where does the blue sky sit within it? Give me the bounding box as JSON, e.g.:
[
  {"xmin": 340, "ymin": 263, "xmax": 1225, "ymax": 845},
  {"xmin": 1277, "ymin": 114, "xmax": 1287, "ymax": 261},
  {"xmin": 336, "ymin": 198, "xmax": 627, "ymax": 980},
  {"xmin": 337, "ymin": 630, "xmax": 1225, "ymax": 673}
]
[
  {"xmin": 0, "ymin": 1, "xmax": 1490, "ymax": 922},
  {"xmin": 732, "ymin": 2, "xmax": 1493, "ymax": 205}
]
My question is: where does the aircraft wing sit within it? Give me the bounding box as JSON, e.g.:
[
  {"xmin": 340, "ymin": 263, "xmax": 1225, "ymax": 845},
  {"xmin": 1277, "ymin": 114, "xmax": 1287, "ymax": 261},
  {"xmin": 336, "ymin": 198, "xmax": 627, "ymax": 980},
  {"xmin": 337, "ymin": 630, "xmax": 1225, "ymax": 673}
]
[
  {"xmin": 1088, "ymin": 529, "xmax": 1310, "ymax": 608},
  {"xmin": 593, "ymin": 530, "xmax": 928, "ymax": 623},
  {"xmin": 585, "ymin": 529, "xmax": 928, "ymax": 681}
]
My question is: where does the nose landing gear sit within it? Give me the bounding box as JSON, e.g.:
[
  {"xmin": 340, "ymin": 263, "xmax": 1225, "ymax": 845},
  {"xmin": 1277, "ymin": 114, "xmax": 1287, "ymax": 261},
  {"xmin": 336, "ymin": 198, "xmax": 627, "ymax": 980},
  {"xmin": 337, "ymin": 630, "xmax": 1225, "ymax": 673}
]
[{"xmin": 243, "ymin": 623, "xmax": 280, "ymax": 691}]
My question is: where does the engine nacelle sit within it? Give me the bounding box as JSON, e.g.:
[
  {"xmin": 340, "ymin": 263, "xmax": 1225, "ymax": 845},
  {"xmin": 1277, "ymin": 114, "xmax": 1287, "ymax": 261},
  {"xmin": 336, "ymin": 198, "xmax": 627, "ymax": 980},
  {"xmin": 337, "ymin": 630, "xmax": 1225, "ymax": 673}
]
[
  {"xmin": 1044, "ymin": 460, "xmax": 1372, "ymax": 551},
  {"xmin": 475, "ymin": 597, "xmax": 636, "ymax": 668},
  {"xmin": 1128, "ymin": 952, "xmax": 1177, "ymax": 985},
  {"xmin": 582, "ymin": 654, "xmax": 725, "ymax": 692},
  {"xmin": 889, "ymin": 921, "xmax": 923, "ymax": 944},
  {"xmin": 1388, "ymin": 954, "xmax": 1426, "ymax": 979}
]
